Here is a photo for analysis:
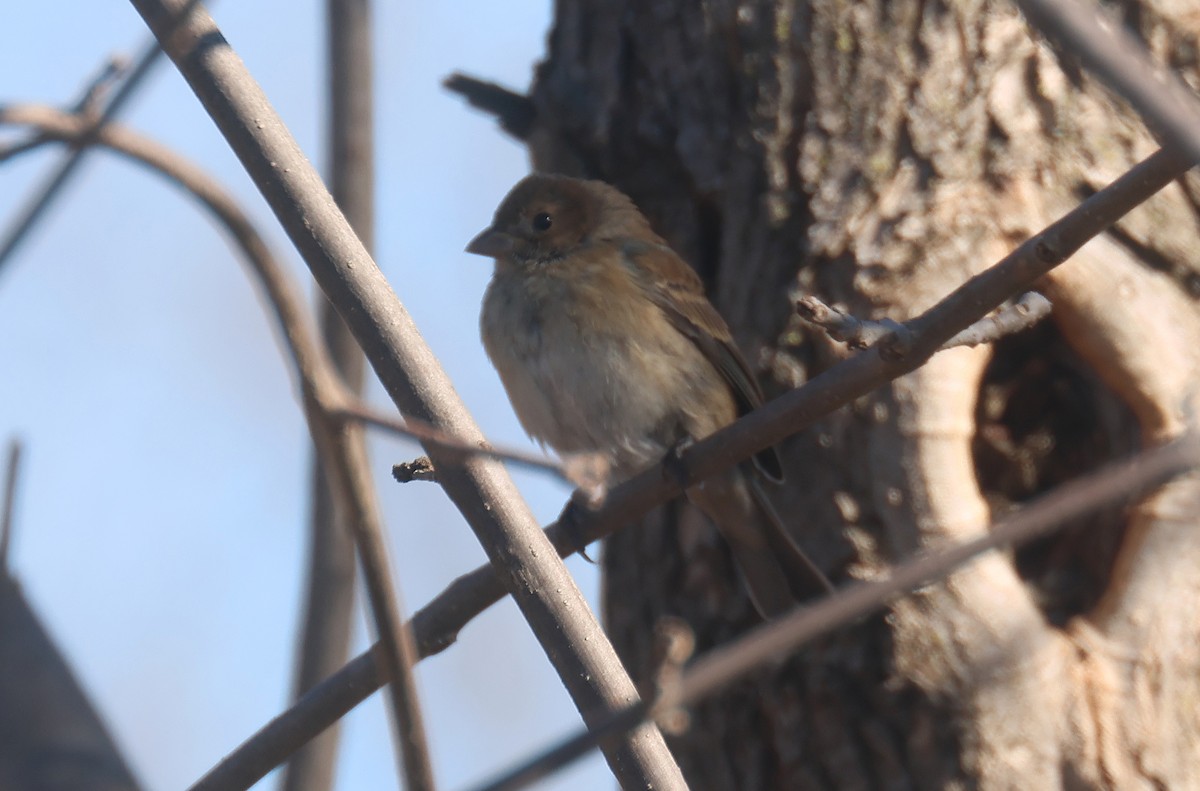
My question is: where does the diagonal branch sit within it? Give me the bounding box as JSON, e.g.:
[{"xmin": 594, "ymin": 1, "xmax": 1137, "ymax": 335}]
[
  {"xmin": 796, "ymin": 291, "xmax": 1052, "ymax": 351},
  {"xmin": 0, "ymin": 0, "xmax": 201, "ymax": 278},
  {"xmin": 123, "ymin": 2, "xmax": 686, "ymax": 789}
]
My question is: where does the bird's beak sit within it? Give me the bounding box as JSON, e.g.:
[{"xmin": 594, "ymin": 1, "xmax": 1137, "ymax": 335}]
[{"xmin": 466, "ymin": 227, "xmax": 514, "ymax": 258}]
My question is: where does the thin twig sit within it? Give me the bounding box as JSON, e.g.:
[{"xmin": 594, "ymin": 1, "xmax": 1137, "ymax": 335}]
[
  {"xmin": 0, "ymin": 58, "xmax": 127, "ymax": 164},
  {"xmin": 333, "ymin": 400, "xmax": 570, "ymax": 481},
  {"xmin": 70, "ymin": 57, "xmax": 130, "ymax": 118},
  {"xmin": 0, "ymin": 1, "xmax": 202, "ymax": 278},
  {"xmin": 0, "ymin": 102, "xmax": 433, "ymax": 791},
  {"xmin": 1015, "ymin": 0, "xmax": 1200, "ymax": 164},
  {"xmin": 472, "ymin": 435, "xmax": 1200, "ymax": 791},
  {"xmin": 127, "ymin": 2, "xmax": 685, "ymax": 788},
  {"xmin": 181, "ymin": 144, "xmax": 1197, "ymax": 791},
  {"xmin": 943, "ymin": 292, "xmax": 1052, "ymax": 347},
  {"xmin": 0, "ymin": 134, "xmax": 53, "ymax": 164},
  {"xmin": 793, "ymin": 296, "xmax": 904, "ymax": 349},
  {"xmin": 0, "ymin": 439, "xmax": 23, "ymax": 574},
  {"xmin": 796, "ymin": 292, "xmax": 1052, "ymax": 351}
]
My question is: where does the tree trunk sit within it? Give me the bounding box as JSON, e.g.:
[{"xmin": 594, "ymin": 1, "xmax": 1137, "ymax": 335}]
[{"xmin": 525, "ymin": 0, "xmax": 1200, "ymax": 787}]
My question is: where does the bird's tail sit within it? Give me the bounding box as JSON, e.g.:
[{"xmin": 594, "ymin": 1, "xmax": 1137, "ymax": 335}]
[{"xmin": 688, "ymin": 464, "xmax": 832, "ymax": 619}]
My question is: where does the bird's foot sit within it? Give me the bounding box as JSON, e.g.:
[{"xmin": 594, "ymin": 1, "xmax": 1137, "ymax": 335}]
[{"xmin": 661, "ymin": 436, "xmax": 696, "ymax": 490}]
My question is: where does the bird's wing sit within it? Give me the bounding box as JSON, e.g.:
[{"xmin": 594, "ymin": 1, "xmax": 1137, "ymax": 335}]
[{"xmin": 620, "ymin": 239, "xmax": 784, "ymax": 482}]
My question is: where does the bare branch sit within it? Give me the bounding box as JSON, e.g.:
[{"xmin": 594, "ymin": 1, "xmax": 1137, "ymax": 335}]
[
  {"xmin": 125, "ymin": 2, "xmax": 685, "ymax": 788},
  {"xmin": 1016, "ymin": 0, "xmax": 1200, "ymax": 164},
  {"xmin": 471, "ymin": 435, "xmax": 1200, "ymax": 791},
  {"xmin": 793, "ymin": 295, "xmax": 903, "ymax": 349},
  {"xmin": 443, "ymin": 73, "xmax": 536, "ymax": 141},
  {"xmin": 943, "ymin": 292, "xmax": 1052, "ymax": 347},
  {"xmin": 0, "ymin": 2, "xmax": 188, "ymax": 278},
  {"xmin": 0, "ymin": 134, "xmax": 53, "ymax": 163},
  {"xmin": 70, "ymin": 56, "xmax": 130, "ymax": 119},
  {"xmin": 187, "ymin": 143, "xmax": 1197, "ymax": 790},
  {"xmin": 284, "ymin": 0, "xmax": 429, "ymax": 786},
  {"xmin": 0, "ymin": 439, "xmax": 23, "ymax": 574},
  {"xmin": 796, "ymin": 292, "xmax": 1052, "ymax": 351},
  {"xmin": 333, "ymin": 400, "xmax": 570, "ymax": 480}
]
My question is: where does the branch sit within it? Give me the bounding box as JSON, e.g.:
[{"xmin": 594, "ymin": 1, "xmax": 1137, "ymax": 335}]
[
  {"xmin": 284, "ymin": 0, "xmax": 430, "ymax": 786},
  {"xmin": 186, "ymin": 143, "xmax": 1198, "ymax": 791},
  {"xmin": 443, "ymin": 73, "xmax": 536, "ymax": 141},
  {"xmin": 124, "ymin": 3, "xmax": 686, "ymax": 789},
  {"xmin": 471, "ymin": 435, "xmax": 1200, "ymax": 791},
  {"xmin": 69, "ymin": 56, "xmax": 130, "ymax": 119},
  {"xmin": 943, "ymin": 292, "xmax": 1052, "ymax": 347},
  {"xmin": 0, "ymin": 3, "xmax": 185, "ymax": 278},
  {"xmin": 0, "ymin": 101, "xmax": 434, "ymax": 791},
  {"xmin": 333, "ymin": 400, "xmax": 597, "ymax": 486},
  {"xmin": 0, "ymin": 134, "xmax": 53, "ymax": 163},
  {"xmin": 795, "ymin": 291, "xmax": 1052, "ymax": 350}
]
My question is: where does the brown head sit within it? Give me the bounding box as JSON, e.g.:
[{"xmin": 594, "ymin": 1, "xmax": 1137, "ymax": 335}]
[{"xmin": 466, "ymin": 174, "xmax": 656, "ymax": 266}]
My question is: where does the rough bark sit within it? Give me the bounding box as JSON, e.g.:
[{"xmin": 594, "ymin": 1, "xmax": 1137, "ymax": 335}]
[{"xmin": 526, "ymin": 0, "xmax": 1200, "ymax": 787}]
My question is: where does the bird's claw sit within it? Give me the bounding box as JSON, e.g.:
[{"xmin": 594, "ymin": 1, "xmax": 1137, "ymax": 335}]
[
  {"xmin": 662, "ymin": 437, "xmax": 696, "ymax": 490},
  {"xmin": 558, "ymin": 497, "xmax": 597, "ymax": 562}
]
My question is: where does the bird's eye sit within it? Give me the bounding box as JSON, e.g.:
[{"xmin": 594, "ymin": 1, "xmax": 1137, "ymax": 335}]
[{"xmin": 531, "ymin": 212, "xmax": 553, "ymax": 232}]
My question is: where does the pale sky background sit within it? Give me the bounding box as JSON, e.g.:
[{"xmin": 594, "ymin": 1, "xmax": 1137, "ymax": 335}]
[{"xmin": 0, "ymin": 3, "xmax": 612, "ymax": 789}]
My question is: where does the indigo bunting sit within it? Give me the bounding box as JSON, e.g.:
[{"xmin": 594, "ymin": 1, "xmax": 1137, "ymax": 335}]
[{"xmin": 467, "ymin": 174, "xmax": 829, "ymax": 617}]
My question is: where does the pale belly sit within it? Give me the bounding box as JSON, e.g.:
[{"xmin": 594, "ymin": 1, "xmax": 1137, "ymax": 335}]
[{"xmin": 481, "ymin": 269, "xmax": 735, "ymax": 475}]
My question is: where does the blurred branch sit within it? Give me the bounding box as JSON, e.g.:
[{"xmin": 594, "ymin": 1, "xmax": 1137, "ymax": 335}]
[
  {"xmin": 0, "ymin": 439, "xmax": 23, "ymax": 574},
  {"xmin": 284, "ymin": 0, "xmax": 420, "ymax": 787},
  {"xmin": 473, "ymin": 435, "xmax": 1200, "ymax": 791},
  {"xmin": 795, "ymin": 291, "xmax": 1052, "ymax": 350},
  {"xmin": 443, "ymin": 73, "xmax": 536, "ymax": 141},
  {"xmin": 125, "ymin": 2, "xmax": 685, "ymax": 789},
  {"xmin": 0, "ymin": 1, "xmax": 202, "ymax": 280},
  {"xmin": 0, "ymin": 134, "xmax": 53, "ymax": 163},
  {"xmin": 334, "ymin": 400, "xmax": 602, "ymax": 487},
  {"xmin": 0, "ymin": 101, "xmax": 433, "ymax": 791},
  {"xmin": 70, "ymin": 57, "xmax": 130, "ymax": 118},
  {"xmin": 1015, "ymin": 0, "xmax": 1200, "ymax": 163},
  {"xmin": 185, "ymin": 141, "xmax": 1197, "ymax": 790}
]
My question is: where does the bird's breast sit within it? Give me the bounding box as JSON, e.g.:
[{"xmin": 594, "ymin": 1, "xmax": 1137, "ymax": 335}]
[{"xmin": 481, "ymin": 264, "xmax": 731, "ymax": 472}]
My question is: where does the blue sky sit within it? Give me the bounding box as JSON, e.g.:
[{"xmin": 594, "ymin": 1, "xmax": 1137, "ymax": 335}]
[{"xmin": 1, "ymin": 3, "xmax": 612, "ymax": 789}]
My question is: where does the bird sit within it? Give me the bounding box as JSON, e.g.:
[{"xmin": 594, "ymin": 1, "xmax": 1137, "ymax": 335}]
[{"xmin": 466, "ymin": 173, "xmax": 831, "ymax": 617}]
